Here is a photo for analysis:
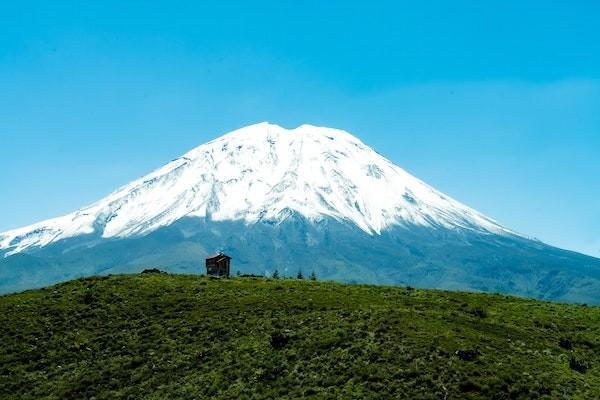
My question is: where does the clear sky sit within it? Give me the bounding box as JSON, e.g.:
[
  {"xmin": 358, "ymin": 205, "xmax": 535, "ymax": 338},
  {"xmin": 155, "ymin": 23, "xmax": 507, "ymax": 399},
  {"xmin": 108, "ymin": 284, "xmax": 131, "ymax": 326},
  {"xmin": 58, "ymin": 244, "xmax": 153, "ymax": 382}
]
[{"xmin": 1, "ymin": 1, "xmax": 599, "ymax": 257}]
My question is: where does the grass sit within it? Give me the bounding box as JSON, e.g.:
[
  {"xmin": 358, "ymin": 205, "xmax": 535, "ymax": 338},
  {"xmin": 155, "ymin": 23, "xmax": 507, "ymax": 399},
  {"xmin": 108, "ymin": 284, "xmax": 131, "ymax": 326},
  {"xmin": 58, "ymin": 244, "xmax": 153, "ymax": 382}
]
[{"xmin": 1, "ymin": 273, "xmax": 599, "ymax": 399}]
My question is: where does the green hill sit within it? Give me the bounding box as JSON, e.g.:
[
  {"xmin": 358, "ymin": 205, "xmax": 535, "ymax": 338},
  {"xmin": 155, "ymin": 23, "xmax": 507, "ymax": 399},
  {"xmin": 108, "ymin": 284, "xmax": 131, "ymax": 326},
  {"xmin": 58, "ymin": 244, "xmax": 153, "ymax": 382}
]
[{"xmin": 1, "ymin": 274, "xmax": 599, "ymax": 399}]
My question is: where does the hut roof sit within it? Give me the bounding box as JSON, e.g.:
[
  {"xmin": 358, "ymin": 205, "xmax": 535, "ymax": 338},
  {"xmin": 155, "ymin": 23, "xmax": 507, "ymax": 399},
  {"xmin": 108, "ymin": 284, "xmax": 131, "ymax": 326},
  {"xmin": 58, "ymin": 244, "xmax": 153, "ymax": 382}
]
[{"xmin": 206, "ymin": 252, "xmax": 231, "ymax": 261}]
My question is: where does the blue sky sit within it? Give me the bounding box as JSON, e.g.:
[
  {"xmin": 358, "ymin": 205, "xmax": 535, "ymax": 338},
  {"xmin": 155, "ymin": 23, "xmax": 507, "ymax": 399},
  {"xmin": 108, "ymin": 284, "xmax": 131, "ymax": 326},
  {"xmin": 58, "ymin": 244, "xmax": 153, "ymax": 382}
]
[{"xmin": 1, "ymin": 1, "xmax": 599, "ymax": 257}]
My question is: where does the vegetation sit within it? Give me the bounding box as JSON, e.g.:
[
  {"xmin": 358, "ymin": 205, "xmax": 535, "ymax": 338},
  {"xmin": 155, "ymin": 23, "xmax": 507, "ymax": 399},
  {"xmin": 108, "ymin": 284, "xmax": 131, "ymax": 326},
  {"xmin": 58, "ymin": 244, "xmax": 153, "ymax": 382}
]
[{"xmin": 1, "ymin": 274, "xmax": 599, "ymax": 399}]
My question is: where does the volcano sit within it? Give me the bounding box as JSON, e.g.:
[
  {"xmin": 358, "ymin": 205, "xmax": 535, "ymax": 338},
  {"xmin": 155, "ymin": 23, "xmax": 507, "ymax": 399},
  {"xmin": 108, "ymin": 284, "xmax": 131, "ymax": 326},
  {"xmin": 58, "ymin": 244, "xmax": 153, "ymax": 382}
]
[{"xmin": 2, "ymin": 123, "xmax": 599, "ymax": 302}]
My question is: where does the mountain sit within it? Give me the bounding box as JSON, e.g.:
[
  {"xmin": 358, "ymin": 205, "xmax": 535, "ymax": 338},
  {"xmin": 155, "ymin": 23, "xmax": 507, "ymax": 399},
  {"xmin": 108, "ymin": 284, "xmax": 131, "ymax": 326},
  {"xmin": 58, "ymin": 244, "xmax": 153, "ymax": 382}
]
[
  {"xmin": 0, "ymin": 122, "xmax": 512, "ymax": 252},
  {"xmin": 1, "ymin": 122, "xmax": 599, "ymax": 302}
]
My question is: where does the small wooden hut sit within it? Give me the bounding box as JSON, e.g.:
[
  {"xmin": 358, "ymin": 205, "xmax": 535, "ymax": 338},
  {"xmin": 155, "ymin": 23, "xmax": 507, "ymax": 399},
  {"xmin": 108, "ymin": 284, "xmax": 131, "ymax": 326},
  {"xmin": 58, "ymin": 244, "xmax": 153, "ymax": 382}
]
[{"xmin": 205, "ymin": 252, "xmax": 231, "ymax": 277}]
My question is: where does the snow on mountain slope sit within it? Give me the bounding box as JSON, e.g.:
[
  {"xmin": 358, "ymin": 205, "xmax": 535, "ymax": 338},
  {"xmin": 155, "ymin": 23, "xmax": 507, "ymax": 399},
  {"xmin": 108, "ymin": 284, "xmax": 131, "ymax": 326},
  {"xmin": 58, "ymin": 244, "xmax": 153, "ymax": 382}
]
[{"xmin": 0, "ymin": 122, "xmax": 518, "ymax": 256}]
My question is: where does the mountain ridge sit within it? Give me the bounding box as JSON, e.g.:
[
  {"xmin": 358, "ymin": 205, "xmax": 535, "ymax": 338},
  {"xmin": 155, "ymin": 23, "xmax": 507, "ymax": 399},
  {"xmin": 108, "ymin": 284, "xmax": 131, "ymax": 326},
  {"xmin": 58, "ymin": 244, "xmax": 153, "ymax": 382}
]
[{"xmin": 1, "ymin": 122, "xmax": 518, "ymax": 256}]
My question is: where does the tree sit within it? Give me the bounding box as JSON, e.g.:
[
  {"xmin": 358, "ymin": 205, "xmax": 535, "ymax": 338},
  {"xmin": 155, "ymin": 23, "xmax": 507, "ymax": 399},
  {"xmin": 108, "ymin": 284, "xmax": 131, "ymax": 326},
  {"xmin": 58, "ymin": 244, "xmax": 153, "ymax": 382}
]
[
  {"xmin": 296, "ymin": 270, "xmax": 304, "ymax": 280},
  {"xmin": 309, "ymin": 271, "xmax": 317, "ymax": 281},
  {"xmin": 272, "ymin": 269, "xmax": 280, "ymax": 279}
]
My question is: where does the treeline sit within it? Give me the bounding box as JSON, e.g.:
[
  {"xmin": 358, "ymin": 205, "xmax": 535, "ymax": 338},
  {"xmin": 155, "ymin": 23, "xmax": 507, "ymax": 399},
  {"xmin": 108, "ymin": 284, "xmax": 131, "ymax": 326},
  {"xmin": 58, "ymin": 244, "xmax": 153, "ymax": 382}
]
[{"xmin": 235, "ymin": 269, "xmax": 317, "ymax": 280}]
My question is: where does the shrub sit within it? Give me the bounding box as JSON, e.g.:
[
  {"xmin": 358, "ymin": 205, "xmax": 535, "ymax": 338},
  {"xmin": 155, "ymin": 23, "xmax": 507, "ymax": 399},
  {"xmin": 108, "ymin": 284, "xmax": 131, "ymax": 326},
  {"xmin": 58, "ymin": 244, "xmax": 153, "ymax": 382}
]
[
  {"xmin": 468, "ymin": 307, "xmax": 488, "ymax": 318},
  {"xmin": 270, "ymin": 331, "xmax": 290, "ymax": 349},
  {"xmin": 459, "ymin": 379, "xmax": 480, "ymax": 392},
  {"xmin": 455, "ymin": 349, "xmax": 479, "ymax": 361},
  {"xmin": 569, "ymin": 356, "xmax": 589, "ymax": 374},
  {"xmin": 83, "ymin": 290, "xmax": 95, "ymax": 305},
  {"xmin": 141, "ymin": 268, "xmax": 163, "ymax": 274},
  {"xmin": 559, "ymin": 337, "xmax": 573, "ymax": 350}
]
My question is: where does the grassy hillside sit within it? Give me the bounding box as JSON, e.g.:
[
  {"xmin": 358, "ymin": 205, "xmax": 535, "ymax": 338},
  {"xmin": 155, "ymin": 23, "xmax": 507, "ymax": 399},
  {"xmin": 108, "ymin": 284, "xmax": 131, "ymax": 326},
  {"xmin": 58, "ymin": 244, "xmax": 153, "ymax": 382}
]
[{"xmin": 1, "ymin": 274, "xmax": 599, "ymax": 399}]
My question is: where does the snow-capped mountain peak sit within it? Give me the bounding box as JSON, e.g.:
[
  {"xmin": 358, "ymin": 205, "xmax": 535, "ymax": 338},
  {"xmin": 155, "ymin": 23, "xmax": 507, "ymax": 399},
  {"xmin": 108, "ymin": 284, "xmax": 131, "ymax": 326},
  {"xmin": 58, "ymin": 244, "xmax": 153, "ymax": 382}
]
[{"xmin": 0, "ymin": 122, "xmax": 516, "ymax": 255}]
